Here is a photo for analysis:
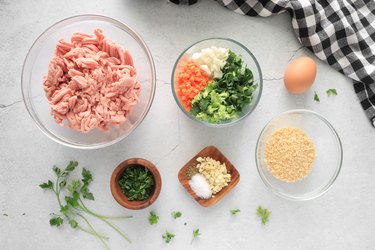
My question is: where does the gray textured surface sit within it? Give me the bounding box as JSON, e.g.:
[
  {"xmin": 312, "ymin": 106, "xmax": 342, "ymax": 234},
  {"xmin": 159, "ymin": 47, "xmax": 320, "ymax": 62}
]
[{"xmin": 1, "ymin": 0, "xmax": 375, "ymax": 249}]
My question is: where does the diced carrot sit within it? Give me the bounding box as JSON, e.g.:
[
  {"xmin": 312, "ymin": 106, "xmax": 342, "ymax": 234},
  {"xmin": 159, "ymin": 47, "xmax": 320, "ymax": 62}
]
[{"xmin": 176, "ymin": 60, "xmax": 211, "ymax": 111}]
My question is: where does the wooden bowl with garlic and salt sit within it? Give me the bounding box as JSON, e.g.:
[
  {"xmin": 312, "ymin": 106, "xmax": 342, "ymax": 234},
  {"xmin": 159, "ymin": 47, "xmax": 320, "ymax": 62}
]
[{"xmin": 178, "ymin": 145, "xmax": 240, "ymax": 207}]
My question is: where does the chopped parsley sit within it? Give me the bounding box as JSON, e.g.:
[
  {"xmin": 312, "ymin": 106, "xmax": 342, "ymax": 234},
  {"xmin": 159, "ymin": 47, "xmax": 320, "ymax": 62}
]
[
  {"xmin": 118, "ymin": 165, "xmax": 155, "ymax": 201},
  {"xmin": 230, "ymin": 209, "xmax": 241, "ymax": 215},
  {"xmin": 326, "ymin": 88, "xmax": 338, "ymax": 96},
  {"xmin": 313, "ymin": 91, "xmax": 320, "ymax": 102},
  {"xmin": 171, "ymin": 211, "xmax": 182, "ymax": 219},
  {"xmin": 162, "ymin": 231, "xmax": 175, "ymax": 243},
  {"xmin": 257, "ymin": 206, "xmax": 271, "ymax": 225},
  {"xmin": 191, "ymin": 229, "xmax": 201, "ymax": 244},
  {"xmin": 148, "ymin": 211, "xmax": 159, "ymax": 225}
]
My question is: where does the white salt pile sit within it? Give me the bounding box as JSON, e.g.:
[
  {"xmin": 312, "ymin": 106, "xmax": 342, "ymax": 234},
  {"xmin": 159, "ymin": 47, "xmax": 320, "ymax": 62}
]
[{"xmin": 189, "ymin": 173, "xmax": 212, "ymax": 199}]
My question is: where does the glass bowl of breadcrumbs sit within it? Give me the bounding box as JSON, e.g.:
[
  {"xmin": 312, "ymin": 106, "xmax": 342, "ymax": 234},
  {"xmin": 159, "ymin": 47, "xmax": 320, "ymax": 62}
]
[{"xmin": 256, "ymin": 109, "xmax": 343, "ymax": 201}]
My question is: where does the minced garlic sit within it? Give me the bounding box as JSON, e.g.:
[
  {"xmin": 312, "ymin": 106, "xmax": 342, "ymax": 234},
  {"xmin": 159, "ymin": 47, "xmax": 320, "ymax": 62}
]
[
  {"xmin": 195, "ymin": 157, "xmax": 231, "ymax": 194},
  {"xmin": 265, "ymin": 127, "xmax": 316, "ymax": 182}
]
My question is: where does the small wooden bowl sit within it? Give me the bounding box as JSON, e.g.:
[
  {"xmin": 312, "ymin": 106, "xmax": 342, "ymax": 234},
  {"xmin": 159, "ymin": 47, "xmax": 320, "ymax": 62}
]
[
  {"xmin": 178, "ymin": 145, "xmax": 240, "ymax": 207},
  {"xmin": 110, "ymin": 158, "xmax": 162, "ymax": 210}
]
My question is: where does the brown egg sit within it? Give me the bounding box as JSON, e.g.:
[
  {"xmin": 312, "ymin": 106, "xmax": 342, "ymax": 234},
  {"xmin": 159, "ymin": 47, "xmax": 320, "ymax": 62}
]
[{"xmin": 284, "ymin": 56, "xmax": 317, "ymax": 94}]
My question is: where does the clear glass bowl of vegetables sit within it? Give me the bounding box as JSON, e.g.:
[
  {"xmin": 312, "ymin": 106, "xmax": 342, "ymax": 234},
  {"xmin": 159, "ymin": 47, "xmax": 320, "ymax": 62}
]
[{"xmin": 171, "ymin": 38, "xmax": 263, "ymax": 127}]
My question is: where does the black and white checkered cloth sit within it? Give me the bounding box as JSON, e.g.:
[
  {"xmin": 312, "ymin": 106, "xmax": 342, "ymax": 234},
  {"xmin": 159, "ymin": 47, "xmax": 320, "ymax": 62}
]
[{"xmin": 174, "ymin": 0, "xmax": 375, "ymax": 126}]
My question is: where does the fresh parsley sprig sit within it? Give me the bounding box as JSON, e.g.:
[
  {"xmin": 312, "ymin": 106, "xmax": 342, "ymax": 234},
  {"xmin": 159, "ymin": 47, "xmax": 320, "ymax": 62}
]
[
  {"xmin": 191, "ymin": 229, "xmax": 201, "ymax": 244},
  {"xmin": 230, "ymin": 209, "xmax": 241, "ymax": 215},
  {"xmin": 257, "ymin": 206, "xmax": 271, "ymax": 225},
  {"xmin": 313, "ymin": 91, "xmax": 320, "ymax": 102},
  {"xmin": 172, "ymin": 211, "xmax": 182, "ymax": 219},
  {"xmin": 40, "ymin": 161, "xmax": 132, "ymax": 249},
  {"xmin": 148, "ymin": 211, "xmax": 159, "ymax": 225},
  {"xmin": 326, "ymin": 88, "xmax": 338, "ymax": 96},
  {"xmin": 162, "ymin": 231, "xmax": 175, "ymax": 243}
]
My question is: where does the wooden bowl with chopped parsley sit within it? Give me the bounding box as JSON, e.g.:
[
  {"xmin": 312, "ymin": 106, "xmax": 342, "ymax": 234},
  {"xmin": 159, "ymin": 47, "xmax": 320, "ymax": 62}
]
[{"xmin": 110, "ymin": 158, "xmax": 162, "ymax": 210}]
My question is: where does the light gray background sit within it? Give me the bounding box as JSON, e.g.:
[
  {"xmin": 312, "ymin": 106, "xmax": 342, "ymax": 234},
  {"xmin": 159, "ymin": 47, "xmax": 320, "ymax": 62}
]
[{"xmin": 1, "ymin": 0, "xmax": 374, "ymax": 249}]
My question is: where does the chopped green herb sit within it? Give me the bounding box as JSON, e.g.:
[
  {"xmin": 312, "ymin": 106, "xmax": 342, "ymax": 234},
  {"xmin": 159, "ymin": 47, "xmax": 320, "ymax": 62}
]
[
  {"xmin": 68, "ymin": 219, "xmax": 78, "ymax": 228},
  {"xmin": 314, "ymin": 91, "xmax": 320, "ymax": 102},
  {"xmin": 326, "ymin": 88, "xmax": 338, "ymax": 96},
  {"xmin": 50, "ymin": 216, "xmax": 63, "ymax": 227},
  {"xmin": 148, "ymin": 211, "xmax": 159, "ymax": 225},
  {"xmin": 190, "ymin": 50, "xmax": 257, "ymax": 123},
  {"xmin": 162, "ymin": 231, "xmax": 175, "ymax": 243},
  {"xmin": 191, "ymin": 229, "xmax": 201, "ymax": 244},
  {"xmin": 230, "ymin": 209, "xmax": 241, "ymax": 215},
  {"xmin": 2, "ymin": 214, "xmax": 8, "ymax": 216},
  {"xmin": 39, "ymin": 180, "xmax": 54, "ymax": 190},
  {"xmin": 118, "ymin": 165, "xmax": 155, "ymax": 201},
  {"xmin": 172, "ymin": 211, "xmax": 182, "ymax": 219},
  {"xmin": 257, "ymin": 206, "xmax": 271, "ymax": 225},
  {"xmin": 40, "ymin": 161, "xmax": 132, "ymax": 249}
]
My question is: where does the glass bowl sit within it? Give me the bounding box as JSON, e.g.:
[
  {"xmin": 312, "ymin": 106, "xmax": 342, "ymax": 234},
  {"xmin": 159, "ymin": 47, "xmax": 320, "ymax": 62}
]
[
  {"xmin": 171, "ymin": 38, "xmax": 262, "ymax": 127},
  {"xmin": 22, "ymin": 15, "xmax": 156, "ymax": 149},
  {"xmin": 255, "ymin": 109, "xmax": 343, "ymax": 200}
]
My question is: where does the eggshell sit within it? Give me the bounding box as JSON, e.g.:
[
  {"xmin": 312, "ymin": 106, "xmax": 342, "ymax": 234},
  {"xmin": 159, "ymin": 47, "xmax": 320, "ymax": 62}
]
[{"xmin": 284, "ymin": 56, "xmax": 317, "ymax": 94}]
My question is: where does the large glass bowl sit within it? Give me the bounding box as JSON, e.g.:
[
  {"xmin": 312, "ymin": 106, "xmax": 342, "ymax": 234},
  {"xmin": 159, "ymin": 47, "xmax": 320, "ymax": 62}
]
[
  {"xmin": 171, "ymin": 38, "xmax": 262, "ymax": 127},
  {"xmin": 256, "ymin": 109, "xmax": 343, "ymax": 200},
  {"xmin": 22, "ymin": 15, "xmax": 156, "ymax": 149}
]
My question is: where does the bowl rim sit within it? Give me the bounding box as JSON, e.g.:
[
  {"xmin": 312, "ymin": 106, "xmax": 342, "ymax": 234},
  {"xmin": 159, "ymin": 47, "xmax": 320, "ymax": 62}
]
[
  {"xmin": 21, "ymin": 14, "xmax": 156, "ymax": 149},
  {"xmin": 171, "ymin": 37, "xmax": 263, "ymax": 128},
  {"xmin": 110, "ymin": 158, "xmax": 162, "ymax": 210},
  {"xmin": 255, "ymin": 109, "xmax": 343, "ymax": 201}
]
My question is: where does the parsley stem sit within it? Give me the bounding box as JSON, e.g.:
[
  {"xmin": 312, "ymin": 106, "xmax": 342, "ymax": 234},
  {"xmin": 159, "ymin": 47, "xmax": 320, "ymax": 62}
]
[
  {"xmin": 75, "ymin": 213, "xmax": 110, "ymax": 250},
  {"xmin": 101, "ymin": 218, "xmax": 131, "ymax": 243},
  {"xmin": 77, "ymin": 200, "xmax": 131, "ymax": 243},
  {"xmin": 79, "ymin": 199, "xmax": 132, "ymax": 220},
  {"xmin": 77, "ymin": 225, "xmax": 109, "ymax": 240},
  {"xmin": 55, "ymin": 176, "xmax": 62, "ymax": 207}
]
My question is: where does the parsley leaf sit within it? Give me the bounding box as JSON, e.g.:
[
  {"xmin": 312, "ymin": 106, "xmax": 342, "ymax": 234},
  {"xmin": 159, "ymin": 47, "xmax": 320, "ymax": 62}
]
[
  {"xmin": 52, "ymin": 166, "xmax": 61, "ymax": 176},
  {"xmin": 69, "ymin": 219, "xmax": 78, "ymax": 228},
  {"xmin": 65, "ymin": 161, "xmax": 78, "ymax": 172},
  {"xmin": 326, "ymin": 88, "xmax": 337, "ymax": 96},
  {"xmin": 82, "ymin": 168, "xmax": 93, "ymax": 185},
  {"xmin": 162, "ymin": 231, "xmax": 175, "ymax": 243},
  {"xmin": 61, "ymin": 161, "xmax": 78, "ymax": 177},
  {"xmin": 191, "ymin": 229, "xmax": 201, "ymax": 244},
  {"xmin": 171, "ymin": 211, "xmax": 182, "ymax": 219},
  {"xmin": 67, "ymin": 179, "xmax": 81, "ymax": 193},
  {"xmin": 39, "ymin": 180, "xmax": 54, "ymax": 190},
  {"xmin": 230, "ymin": 209, "xmax": 241, "ymax": 215},
  {"xmin": 80, "ymin": 168, "xmax": 94, "ymax": 200},
  {"xmin": 313, "ymin": 91, "xmax": 320, "ymax": 102},
  {"xmin": 59, "ymin": 180, "xmax": 66, "ymax": 189},
  {"xmin": 50, "ymin": 216, "xmax": 63, "ymax": 227},
  {"xmin": 148, "ymin": 211, "xmax": 159, "ymax": 225},
  {"xmin": 257, "ymin": 206, "xmax": 271, "ymax": 225}
]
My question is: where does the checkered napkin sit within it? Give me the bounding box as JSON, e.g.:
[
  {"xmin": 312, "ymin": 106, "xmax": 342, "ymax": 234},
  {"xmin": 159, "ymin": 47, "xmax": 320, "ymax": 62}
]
[
  {"xmin": 173, "ymin": 0, "xmax": 375, "ymax": 126},
  {"xmin": 216, "ymin": 0, "xmax": 375, "ymax": 126}
]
